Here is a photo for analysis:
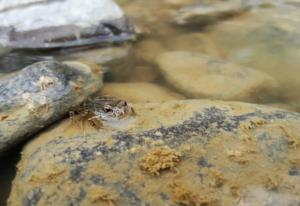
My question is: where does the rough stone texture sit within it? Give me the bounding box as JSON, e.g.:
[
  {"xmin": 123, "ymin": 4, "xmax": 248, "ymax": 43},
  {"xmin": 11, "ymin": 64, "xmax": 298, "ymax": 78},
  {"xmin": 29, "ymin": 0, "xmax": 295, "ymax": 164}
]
[
  {"xmin": 237, "ymin": 187, "xmax": 300, "ymax": 206},
  {"xmin": 0, "ymin": 61, "xmax": 103, "ymax": 153},
  {"xmin": 156, "ymin": 51, "xmax": 278, "ymax": 102},
  {"xmin": 8, "ymin": 100, "xmax": 300, "ymax": 206},
  {"xmin": 99, "ymin": 82, "xmax": 184, "ymax": 103},
  {"xmin": 0, "ymin": 0, "xmax": 135, "ymax": 48}
]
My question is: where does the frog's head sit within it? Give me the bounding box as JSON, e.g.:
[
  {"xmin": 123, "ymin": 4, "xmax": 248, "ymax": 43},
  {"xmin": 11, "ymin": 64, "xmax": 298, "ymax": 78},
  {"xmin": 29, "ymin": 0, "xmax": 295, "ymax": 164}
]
[{"xmin": 93, "ymin": 98, "xmax": 135, "ymax": 121}]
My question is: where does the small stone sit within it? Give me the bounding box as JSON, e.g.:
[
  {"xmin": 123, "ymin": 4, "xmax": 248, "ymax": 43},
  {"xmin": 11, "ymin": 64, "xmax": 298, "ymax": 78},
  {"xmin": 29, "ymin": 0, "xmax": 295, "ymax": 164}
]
[{"xmin": 174, "ymin": 2, "xmax": 251, "ymax": 26}]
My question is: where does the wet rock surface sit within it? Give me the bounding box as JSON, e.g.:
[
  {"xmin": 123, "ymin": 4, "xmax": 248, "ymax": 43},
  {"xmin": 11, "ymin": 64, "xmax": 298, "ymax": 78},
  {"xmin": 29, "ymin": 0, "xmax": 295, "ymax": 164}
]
[
  {"xmin": 173, "ymin": 1, "xmax": 251, "ymax": 26},
  {"xmin": 156, "ymin": 51, "xmax": 278, "ymax": 101},
  {"xmin": 0, "ymin": 61, "xmax": 103, "ymax": 153},
  {"xmin": 99, "ymin": 82, "xmax": 184, "ymax": 103},
  {"xmin": 0, "ymin": 0, "xmax": 135, "ymax": 49},
  {"xmin": 8, "ymin": 100, "xmax": 300, "ymax": 206}
]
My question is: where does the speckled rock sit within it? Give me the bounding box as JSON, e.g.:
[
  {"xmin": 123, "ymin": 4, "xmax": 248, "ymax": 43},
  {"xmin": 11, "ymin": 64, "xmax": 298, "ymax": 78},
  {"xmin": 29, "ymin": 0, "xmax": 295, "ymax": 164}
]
[
  {"xmin": 156, "ymin": 51, "xmax": 278, "ymax": 102},
  {"xmin": 0, "ymin": 61, "xmax": 103, "ymax": 153},
  {"xmin": 99, "ymin": 82, "xmax": 184, "ymax": 103},
  {"xmin": 8, "ymin": 100, "xmax": 300, "ymax": 206}
]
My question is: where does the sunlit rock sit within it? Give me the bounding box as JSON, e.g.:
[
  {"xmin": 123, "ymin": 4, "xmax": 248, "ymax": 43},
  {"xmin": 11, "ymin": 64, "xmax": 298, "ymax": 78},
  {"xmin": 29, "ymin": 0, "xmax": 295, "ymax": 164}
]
[{"xmin": 8, "ymin": 100, "xmax": 300, "ymax": 205}]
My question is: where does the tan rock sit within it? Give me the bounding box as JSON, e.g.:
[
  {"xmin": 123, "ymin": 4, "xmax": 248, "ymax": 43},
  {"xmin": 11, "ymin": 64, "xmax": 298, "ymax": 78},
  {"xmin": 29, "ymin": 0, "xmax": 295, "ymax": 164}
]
[
  {"xmin": 156, "ymin": 51, "xmax": 278, "ymax": 102},
  {"xmin": 8, "ymin": 100, "xmax": 300, "ymax": 205},
  {"xmin": 207, "ymin": 6, "xmax": 300, "ymax": 96},
  {"xmin": 99, "ymin": 82, "xmax": 184, "ymax": 103}
]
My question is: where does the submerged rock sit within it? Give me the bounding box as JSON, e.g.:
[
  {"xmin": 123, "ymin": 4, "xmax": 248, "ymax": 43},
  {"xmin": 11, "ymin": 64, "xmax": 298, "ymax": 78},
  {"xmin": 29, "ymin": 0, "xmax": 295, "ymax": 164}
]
[
  {"xmin": 207, "ymin": 5, "xmax": 300, "ymax": 97},
  {"xmin": 155, "ymin": 51, "xmax": 278, "ymax": 102},
  {"xmin": 8, "ymin": 100, "xmax": 300, "ymax": 205},
  {"xmin": 173, "ymin": 1, "xmax": 251, "ymax": 26},
  {"xmin": 0, "ymin": 61, "xmax": 103, "ymax": 153},
  {"xmin": 0, "ymin": 0, "xmax": 135, "ymax": 49},
  {"xmin": 99, "ymin": 82, "xmax": 184, "ymax": 103}
]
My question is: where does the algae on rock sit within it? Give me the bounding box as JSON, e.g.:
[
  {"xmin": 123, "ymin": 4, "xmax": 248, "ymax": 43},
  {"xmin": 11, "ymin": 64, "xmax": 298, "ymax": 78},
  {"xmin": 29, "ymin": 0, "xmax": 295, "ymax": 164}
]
[{"xmin": 8, "ymin": 100, "xmax": 300, "ymax": 206}]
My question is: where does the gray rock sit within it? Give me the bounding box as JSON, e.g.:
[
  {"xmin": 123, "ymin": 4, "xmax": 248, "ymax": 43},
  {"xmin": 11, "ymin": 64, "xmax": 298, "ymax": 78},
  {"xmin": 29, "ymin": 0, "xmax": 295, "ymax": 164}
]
[
  {"xmin": 173, "ymin": 1, "xmax": 251, "ymax": 26},
  {"xmin": 8, "ymin": 100, "xmax": 300, "ymax": 206},
  {"xmin": 0, "ymin": 0, "xmax": 135, "ymax": 49},
  {"xmin": 0, "ymin": 61, "xmax": 103, "ymax": 153},
  {"xmin": 155, "ymin": 51, "xmax": 278, "ymax": 102}
]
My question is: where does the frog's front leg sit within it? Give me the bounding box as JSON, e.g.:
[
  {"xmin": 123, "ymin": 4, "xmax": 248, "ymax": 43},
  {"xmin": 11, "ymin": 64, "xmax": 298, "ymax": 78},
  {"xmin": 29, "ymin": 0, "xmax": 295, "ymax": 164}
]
[{"xmin": 88, "ymin": 116, "xmax": 103, "ymax": 129}]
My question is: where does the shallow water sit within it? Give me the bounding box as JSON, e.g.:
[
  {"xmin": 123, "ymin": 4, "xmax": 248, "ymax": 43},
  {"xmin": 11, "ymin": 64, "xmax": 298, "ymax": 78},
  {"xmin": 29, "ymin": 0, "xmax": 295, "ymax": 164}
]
[{"xmin": 1, "ymin": 0, "xmax": 300, "ymax": 205}]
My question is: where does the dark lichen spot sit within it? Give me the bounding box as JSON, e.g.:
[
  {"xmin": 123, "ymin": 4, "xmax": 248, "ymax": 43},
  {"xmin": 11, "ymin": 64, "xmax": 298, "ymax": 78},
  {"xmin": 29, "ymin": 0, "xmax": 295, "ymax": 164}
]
[
  {"xmin": 90, "ymin": 175, "xmax": 106, "ymax": 185},
  {"xmin": 116, "ymin": 183, "xmax": 141, "ymax": 206},
  {"xmin": 160, "ymin": 192, "xmax": 169, "ymax": 201},
  {"xmin": 67, "ymin": 188, "xmax": 86, "ymax": 206},
  {"xmin": 22, "ymin": 188, "xmax": 42, "ymax": 206},
  {"xmin": 197, "ymin": 157, "xmax": 213, "ymax": 168},
  {"xmin": 289, "ymin": 168, "xmax": 300, "ymax": 176},
  {"xmin": 70, "ymin": 166, "xmax": 85, "ymax": 182}
]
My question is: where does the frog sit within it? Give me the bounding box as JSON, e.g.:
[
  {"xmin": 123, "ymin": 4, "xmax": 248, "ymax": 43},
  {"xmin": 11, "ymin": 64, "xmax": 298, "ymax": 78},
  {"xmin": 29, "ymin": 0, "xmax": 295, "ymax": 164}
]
[{"xmin": 69, "ymin": 97, "xmax": 135, "ymax": 129}]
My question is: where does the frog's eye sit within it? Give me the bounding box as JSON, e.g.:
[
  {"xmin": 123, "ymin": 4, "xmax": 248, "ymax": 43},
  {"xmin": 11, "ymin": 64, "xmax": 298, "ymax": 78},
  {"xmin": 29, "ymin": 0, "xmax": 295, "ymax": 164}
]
[
  {"xmin": 119, "ymin": 100, "xmax": 127, "ymax": 106},
  {"xmin": 104, "ymin": 107, "xmax": 113, "ymax": 113}
]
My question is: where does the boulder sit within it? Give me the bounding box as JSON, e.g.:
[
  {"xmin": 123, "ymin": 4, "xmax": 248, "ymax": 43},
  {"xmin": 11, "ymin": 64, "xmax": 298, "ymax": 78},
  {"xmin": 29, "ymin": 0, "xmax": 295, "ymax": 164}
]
[
  {"xmin": 155, "ymin": 51, "xmax": 278, "ymax": 102},
  {"xmin": 0, "ymin": 61, "xmax": 103, "ymax": 153},
  {"xmin": 8, "ymin": 100, "xmax": 300, "ymax": 205},
  {"xmin": 0, "ymin": 0, "xmax": 135, "ymax": 49},
  {"xmin": 207, "ymin": 5, "xmax": 300, "ymax": 96}
]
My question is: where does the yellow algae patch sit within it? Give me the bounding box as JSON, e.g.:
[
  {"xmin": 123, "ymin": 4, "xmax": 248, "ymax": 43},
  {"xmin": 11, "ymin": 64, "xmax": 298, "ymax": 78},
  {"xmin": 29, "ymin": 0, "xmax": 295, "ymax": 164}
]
[
  {"xmin": 169, "ymin": 183, "xmax": 217, "ymax": 206},
  {"xmin": 29, "ymin": 167, "xmax": 67, "ymax": 184},
  {"xmin": 226, "ymin": 149, "xmax": 249, "ymax": 165},
  {"xmin": 208, "ymin": 169, "xmax": 226, "ymax": 188},
  {"xmin": 279, "ymin": 125, "xmax": 300, "ymax": 148},
  {"xmin": 89, "ymin": 186, "xmax": 117, "ymax": 206},
  {"xmin": 139, "ymin": 147, "xmax": 181, "ymax": 176}
]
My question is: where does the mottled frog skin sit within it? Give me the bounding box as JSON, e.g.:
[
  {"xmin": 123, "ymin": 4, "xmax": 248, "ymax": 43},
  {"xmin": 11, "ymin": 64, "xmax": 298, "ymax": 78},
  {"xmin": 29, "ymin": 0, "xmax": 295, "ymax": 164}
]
[{"xmin": 69, "ymin": 97, "xmax": 135, "ymax": 129}]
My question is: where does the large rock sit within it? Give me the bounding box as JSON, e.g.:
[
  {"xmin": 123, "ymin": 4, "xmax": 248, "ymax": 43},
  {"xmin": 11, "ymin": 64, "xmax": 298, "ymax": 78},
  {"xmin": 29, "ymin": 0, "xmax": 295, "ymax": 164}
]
[
  {"xmin": 0, "ymin": 0, "xmax": 135, "ymax": 49},
  {"xmin": 156, "ymin": 51, "xmax": 278, "ymax": 102},
  {"xmin": 0, "ymin": 61, "xmax": 103, "ymax": 153},
  {"xmin": 99, "ymin": 82, "xmax": 184, "ymax": 103},
  {"xmin": 165, "ymin": 33, "xmax": 221, "ymax": 58},
  {"xmin": 207, "ymin": 4, "xmax": 300, "ymax": 97},
  {"xmin": 8, "ymin": 100, "xmax": 300, "ymax": 206}
]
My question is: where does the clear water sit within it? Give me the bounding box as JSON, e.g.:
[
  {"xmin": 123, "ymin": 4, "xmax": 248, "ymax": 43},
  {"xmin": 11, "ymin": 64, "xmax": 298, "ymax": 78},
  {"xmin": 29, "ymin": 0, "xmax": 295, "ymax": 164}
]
[{"xmin": 1, "ymin": 0, "xmax": 300, "ymax": 205}]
